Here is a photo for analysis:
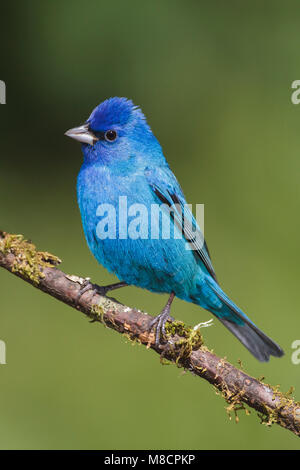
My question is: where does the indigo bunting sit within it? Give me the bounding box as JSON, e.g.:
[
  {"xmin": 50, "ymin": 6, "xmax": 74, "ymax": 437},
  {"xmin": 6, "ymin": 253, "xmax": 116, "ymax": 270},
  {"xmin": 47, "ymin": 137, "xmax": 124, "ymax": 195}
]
[{"xmin": 65, "ymin": 97, "xmax": 283, "ymax": 361}]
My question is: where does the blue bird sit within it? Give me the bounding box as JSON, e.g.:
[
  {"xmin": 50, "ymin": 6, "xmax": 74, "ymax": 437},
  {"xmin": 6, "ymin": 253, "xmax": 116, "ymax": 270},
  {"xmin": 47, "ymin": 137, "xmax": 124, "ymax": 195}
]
[{"xmin": 65, "ymin": 97, "xmax": 284, "ymax": 361}]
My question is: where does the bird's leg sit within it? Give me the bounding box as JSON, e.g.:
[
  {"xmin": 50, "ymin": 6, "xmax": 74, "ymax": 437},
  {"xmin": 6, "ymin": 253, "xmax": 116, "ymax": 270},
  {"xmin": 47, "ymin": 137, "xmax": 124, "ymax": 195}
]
[
  {"xmin": 149, "ymin": 292, "xmax": 175, "ymax": 346},
  {"xmin": 76, "ymin": 279, "xmax": 128, "ymax": 304}
]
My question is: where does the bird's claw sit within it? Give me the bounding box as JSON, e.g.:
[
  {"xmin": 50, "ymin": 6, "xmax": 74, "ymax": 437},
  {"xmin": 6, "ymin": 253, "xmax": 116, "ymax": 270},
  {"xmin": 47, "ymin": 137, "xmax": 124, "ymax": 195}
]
[
  {"xmin": 149, "ymin": 311, "xmax": 174, "ymax": 346},
  {"xmin": 75, "ymin": 280, "xmax": 109, "ymax": 304},
  {"xmin": 76, "ymin": 280, "xmax": 128, "ymax": 305}
]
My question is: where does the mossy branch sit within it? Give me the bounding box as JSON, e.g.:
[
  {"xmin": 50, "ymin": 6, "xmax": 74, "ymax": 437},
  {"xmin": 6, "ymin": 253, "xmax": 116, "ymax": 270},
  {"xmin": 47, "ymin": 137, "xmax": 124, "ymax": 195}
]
[{"xmin": 0, "ymin": 230, "xmax": 299, "ymax": 437}]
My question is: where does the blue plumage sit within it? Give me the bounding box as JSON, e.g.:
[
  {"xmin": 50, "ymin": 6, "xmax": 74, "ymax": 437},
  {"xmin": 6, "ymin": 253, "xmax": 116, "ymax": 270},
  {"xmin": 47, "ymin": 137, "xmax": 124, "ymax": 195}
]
[{"xmin": 66, "ymin": 97, "xmax": 284, "ymax": 361}]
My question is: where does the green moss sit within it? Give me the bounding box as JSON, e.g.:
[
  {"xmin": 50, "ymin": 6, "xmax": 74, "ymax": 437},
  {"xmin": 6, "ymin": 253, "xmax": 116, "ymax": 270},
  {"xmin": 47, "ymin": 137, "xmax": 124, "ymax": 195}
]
[
  {"xmin": 163, "ymin": 321, "xmax": 251, "ymax": 424},
  {"xmin": 214, "ymin": 371, "xmax": 299, "ymax": 427},
  {"xmin": 257, "ymin": 383, "xmax": 300, "ymax": 429},
  {"xmin": 216, "ymin": 377, "xmax": 300, "ymax": 429},
  {"xmin": 215, "ymin": 382, "xmax": 250, "ymax": 424},
  {"xmin": 122, "ymin": 332, "xmax": 142, "ymax": 347},
  {"xmin": 0, "ymin": 231, "xmax": 61, "ymax": 284},
  {"xmin": 90, "ymin": 303, "xmax": 107, "ymax": 325},
  {"xmin": 164, "ymin": 320, "xmax": 203, "ymax": 365},
  {"xmin": 90, "ymin": 301, "xmax": 143, "ymax": 347}
]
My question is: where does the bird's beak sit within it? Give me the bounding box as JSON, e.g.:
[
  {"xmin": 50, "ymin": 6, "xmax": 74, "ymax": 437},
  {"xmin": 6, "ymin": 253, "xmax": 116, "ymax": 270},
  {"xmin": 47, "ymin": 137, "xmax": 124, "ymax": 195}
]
[{"xmin": 64, "ymin": 123, "xmax": 98, "ymax": 145}]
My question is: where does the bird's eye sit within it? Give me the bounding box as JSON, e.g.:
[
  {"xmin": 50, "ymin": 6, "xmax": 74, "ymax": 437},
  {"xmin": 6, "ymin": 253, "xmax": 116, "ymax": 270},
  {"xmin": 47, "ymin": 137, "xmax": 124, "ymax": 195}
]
[{"xmin": 104, "ymin": 130, "xmax": 118, "ymax": 142}]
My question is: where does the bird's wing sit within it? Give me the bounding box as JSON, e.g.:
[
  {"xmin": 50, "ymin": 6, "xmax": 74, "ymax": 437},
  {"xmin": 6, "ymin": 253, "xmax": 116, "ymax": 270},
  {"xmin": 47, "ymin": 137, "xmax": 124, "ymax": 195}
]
[{"xmin": 145, "ymin": 166, "xmax": 218, "ymax": 282}]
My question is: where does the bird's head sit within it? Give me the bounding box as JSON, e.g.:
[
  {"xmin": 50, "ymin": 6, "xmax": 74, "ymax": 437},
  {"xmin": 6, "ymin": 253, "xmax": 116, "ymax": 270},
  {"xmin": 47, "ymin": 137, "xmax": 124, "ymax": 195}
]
[{"xmin": 65, "ymin": 97, "xmax": 162, "ymax": 165}]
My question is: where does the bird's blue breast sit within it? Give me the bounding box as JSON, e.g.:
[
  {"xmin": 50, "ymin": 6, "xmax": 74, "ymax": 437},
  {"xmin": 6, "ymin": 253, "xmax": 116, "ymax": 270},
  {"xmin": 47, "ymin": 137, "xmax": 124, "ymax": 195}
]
[{"xmin": 77, "ymin": 161, "xmax": 199, "ymax": 298}]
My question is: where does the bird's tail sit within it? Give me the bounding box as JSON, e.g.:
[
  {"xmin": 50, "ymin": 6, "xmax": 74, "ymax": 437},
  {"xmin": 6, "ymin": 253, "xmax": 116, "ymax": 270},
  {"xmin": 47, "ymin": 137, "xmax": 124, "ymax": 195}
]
[
  {"xmin": 218, "ymin": 316, "xmax": 284, "ymax": 362},
  {"xmin": 196, "ymin": 280, "xmax": 284, "ymax": 362}
]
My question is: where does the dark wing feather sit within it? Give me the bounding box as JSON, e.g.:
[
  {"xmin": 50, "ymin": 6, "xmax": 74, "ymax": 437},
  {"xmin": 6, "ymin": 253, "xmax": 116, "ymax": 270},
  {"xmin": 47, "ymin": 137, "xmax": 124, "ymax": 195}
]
[{"xmin": 145, "ymin": 167, "xmax": 218, "ymax": 283}]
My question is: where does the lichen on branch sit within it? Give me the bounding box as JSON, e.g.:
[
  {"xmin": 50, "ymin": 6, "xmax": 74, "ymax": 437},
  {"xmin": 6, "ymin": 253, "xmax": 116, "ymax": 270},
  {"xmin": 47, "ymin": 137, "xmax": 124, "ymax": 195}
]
[
  {"xmin": 0, "ymin": 231, "xmax": 61, "ymax": 284},
  {"xmin": 0, "ymin": 230, "xmax": 299, "ymax": 437}
]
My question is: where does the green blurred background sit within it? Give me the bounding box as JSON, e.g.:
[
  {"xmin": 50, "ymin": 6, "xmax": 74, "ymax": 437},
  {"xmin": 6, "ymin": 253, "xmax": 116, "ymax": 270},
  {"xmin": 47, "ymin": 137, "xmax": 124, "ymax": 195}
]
[{"xmin": 1, "ymin": 0, "xmax": 299, "ymax": 450}]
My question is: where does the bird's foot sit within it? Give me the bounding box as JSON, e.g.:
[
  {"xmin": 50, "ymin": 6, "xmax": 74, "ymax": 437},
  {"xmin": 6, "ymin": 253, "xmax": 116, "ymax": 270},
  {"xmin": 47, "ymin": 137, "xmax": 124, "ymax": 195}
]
[
  {"xmin": 76, "ymin": 280, "xmax": 127, "ymax": 304},
  {"xmin": 149, "ymin": 311, "xmax": 174, "ymax": 346},
  {"xmin": 149, "ymin": 292, "xmax": 175, "ymax": 346}
]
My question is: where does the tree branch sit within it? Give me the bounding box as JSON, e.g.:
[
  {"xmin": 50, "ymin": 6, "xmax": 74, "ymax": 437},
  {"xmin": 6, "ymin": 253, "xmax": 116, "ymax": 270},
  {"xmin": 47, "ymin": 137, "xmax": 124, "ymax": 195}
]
[{"xmin": 0, "ymin": 230, "xmax": 299, "ymax": 437}]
